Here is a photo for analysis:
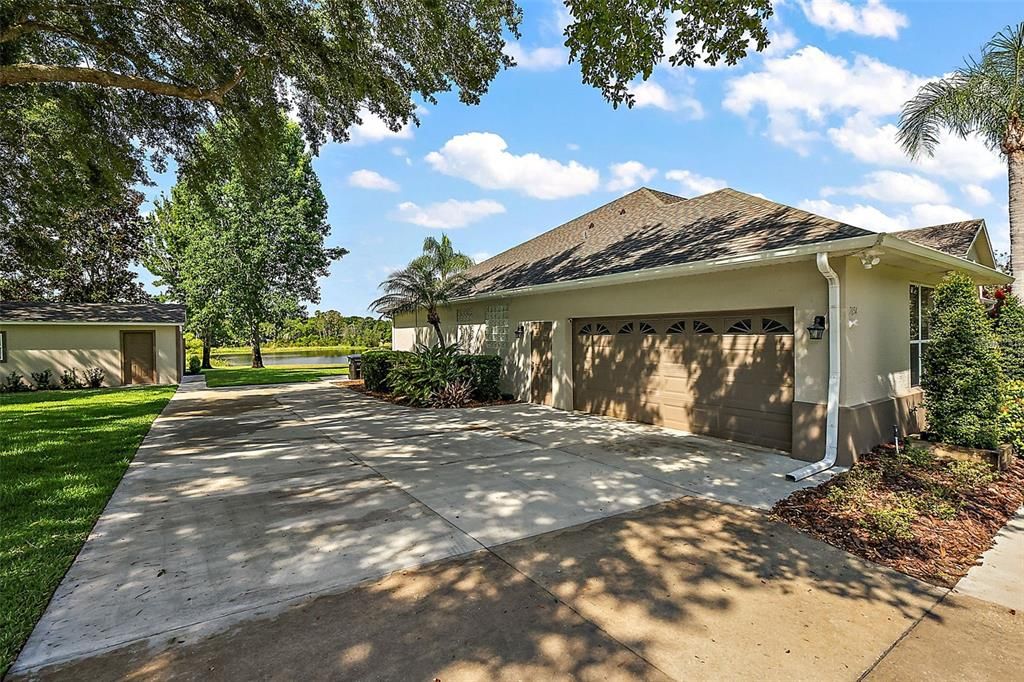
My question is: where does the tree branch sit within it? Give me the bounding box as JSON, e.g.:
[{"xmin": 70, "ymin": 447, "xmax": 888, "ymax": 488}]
[{"xmin": 0, "ymin": 63, "xmax": 245, "ymax": 104}]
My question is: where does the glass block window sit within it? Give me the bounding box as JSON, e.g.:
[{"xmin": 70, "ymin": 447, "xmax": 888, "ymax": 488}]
[
  {"xmin": 484, "ymin": 303, "xmax": 509, "ymax": 354},
  {"xmin": 617, "ymin": 322, "xmax": 635, "ymax": 335},
  {"xmin": 456, "ymin": 308, "xmax": 474, "ymax": 324},
  {"xmin": 666, "ymin": 321, "xmax": 686, "ymax": 334},
  {"xmin": 910, "ymin": 284, "xmax": 934, "ymax": 387},
  {"xmin": 761, "ymin": 318, "xmax": 791, "ymax": 334},
  {"xmin": 726, "ymin": 318, "xmax": 753, "ymax": 334},
  {"xmin": 639, "ymin": 322, "xmax": 657, "ymax": 335},
  {"xmin": 693, "ymin": 320, "xmax": 714, "ymax": 334}
]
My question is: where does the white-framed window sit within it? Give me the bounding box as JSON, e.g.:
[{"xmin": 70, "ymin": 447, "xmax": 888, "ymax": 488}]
[
  {"xmin": 910, "ymin": 284, "xmax": 934, "ymax": 387},
  {"xmin": 0, "ymin": 330, "xmax": 6, "ymax": 363}
]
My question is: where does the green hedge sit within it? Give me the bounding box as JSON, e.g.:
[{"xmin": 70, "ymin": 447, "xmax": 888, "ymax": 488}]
[
  {"xmin": 362, "ymin": 350, "xmax": 407, "ymax": 392},
  {"xmin": 1000, "ymin": 380, "xmax": 1024, "ymax": 456},
  {"xmin": 457, "ymin": 354, "xmax": 502, "ymax": 401},
  {"xmin": 923, "ymin": 272, "xmax": 1003, "ymax": 449},
  {"xmin": 363, "ymin": 349, "xmax": 502, "ymax": 402}
]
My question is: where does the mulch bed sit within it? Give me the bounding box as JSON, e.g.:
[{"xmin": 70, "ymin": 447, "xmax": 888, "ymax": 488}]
[
  {"xmin": 772, "ymin": 446, "xmax": 1024, "ymax": 587},
  {"xmin": 343, "ymin": 381, "xmax": 519, "ymax": 409}
]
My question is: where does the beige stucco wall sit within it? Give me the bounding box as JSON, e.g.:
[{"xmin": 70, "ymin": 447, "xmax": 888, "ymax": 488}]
[
  {"xmin": 0, "ymin": 324, "xmax": 182, "ymax": 387},
  {"xmin": 840, "ymin": 257, "xmax": 944, "ymax": 407},
  {"xmin": 396, "ymin": 260, "xmax": 833, "ymax": 409}
]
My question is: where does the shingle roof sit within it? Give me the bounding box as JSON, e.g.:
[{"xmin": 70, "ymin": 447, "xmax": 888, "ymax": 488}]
[
  {"xmin": 0, "ymin": 301, "xmax": 186, "ymax": 324},
  {"xmin": 891, "ymin": 220, "xmax": 983, "ymax": 258},
  {"xmin": 462, "ymin": 187, "xmax": 874, "ymax": 296}
]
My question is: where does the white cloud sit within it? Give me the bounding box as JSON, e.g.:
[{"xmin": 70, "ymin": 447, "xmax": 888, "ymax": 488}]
[
  {"xmin": 799, "ymin": 198, "xmax": 973, "ymax": 232},
  {"xmin": 799, "ymin": 0, "xmax": 908, "ymax": 39},
  {"xmin": 763, "ymin": 28, "xmax": 800, "ymax": 57},
  {"xmin": 606, "ymin": 161, "xmax": 658, "ymax": 191},
  {"xmin": 962, "ymin": 183, "xmax": 994, "ymax": 206},
  {"xmin": 822, "ymin": 170, "xmax": 947, "ymax": 204},
  {"xmin": 630, "ymin": 80, "xmax": 674, "ymax": 110},
  {"xmin": 724, "ymin": 46, "xmax": 926, "ymax": 152},
  {"xmin": 348, "ymin": 169, "xmax": 399, "ymax": 192},
  {"xmin": 827, "ymin": 113, "xmax": 1005, "ymax": 182},
  {"xmin": 665, "ymin": 169, "xmax": 728, "ymax": 196},
  {"xmin": 566, "ymin": 142, "xmax": 581, "ymax": 151},
  {"xmin": 349, "ymin": 109, "xmax": 413, "ymax": 145},
  {"xmin": 800, "ymin": 198, "xmax": 905, "ymax": 231},
  {"xmin": 472, "ymin": 251, "xmax": 492, "ymax": 263},
  {"xmin": 907, "ymin": 203, "xmax": 973, "ymax": 227},
  {"xmin": 629, "ymin": 79, "xmax": 704, "ymax": 118},
  {"xmin": 392, "ymin": 199, "xmax": 506, "ymax": 229},
  {"xmin": 504, "ymin": 43, "xmax": 566, "ymax": 71},
  {"xmin": 425, "ymin": 132, "xmax": 600, "ymax": 200}
]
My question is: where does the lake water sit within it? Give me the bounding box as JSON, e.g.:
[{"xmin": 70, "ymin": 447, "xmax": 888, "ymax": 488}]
[{"xmin": 215, "ymin": 350, "xmax": 354, "ymax": 367}]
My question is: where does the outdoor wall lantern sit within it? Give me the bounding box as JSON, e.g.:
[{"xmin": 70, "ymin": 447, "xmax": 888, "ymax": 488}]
[
  {"xmin": 514, "ymin": 324, "xmax": 526, "ymax": 339},
  {"xmin": 807, "ymin": 315, "xmax": 827, "ymax": 340}
]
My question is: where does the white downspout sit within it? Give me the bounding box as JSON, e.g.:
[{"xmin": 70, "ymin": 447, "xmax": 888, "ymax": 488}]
[{"xmin": 787, "ymin": 252, "xmax": 841, "ymax": 481}]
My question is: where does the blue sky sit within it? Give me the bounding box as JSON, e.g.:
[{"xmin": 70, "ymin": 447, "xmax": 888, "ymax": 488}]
[{"xmin": 142, "ymin": 0, "xmax": 1022, "ymax": 316}]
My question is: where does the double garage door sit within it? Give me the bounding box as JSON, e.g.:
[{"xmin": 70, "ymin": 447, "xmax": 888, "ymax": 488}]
[{"xmin": 573, "ymin": 310, "xmax": 795, "ymax": 451}]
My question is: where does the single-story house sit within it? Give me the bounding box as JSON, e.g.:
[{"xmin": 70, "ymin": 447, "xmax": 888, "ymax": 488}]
[
  {"xmin": 392, "ymin": 187, "xmax": 1012, "ymax": 469},
  {"xmin": 0, "ymin": 302, "xmax": 186, "ymax": 386}
]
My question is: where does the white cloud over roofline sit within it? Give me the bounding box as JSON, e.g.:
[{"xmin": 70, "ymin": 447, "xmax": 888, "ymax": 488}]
[{"xmin": 425, "ymin": 132, "xmax": 600, "ymax": 200}]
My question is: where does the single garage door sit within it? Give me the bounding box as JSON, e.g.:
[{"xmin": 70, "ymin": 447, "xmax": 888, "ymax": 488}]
[{"xmin": 573, "ymin": 310, "xmax": 794, "ymax": 451}]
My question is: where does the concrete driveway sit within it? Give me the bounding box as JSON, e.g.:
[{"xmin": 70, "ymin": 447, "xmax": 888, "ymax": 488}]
[{"xmin": 14, "ymin": 378, "xmax": 1001, "ymax": 680}]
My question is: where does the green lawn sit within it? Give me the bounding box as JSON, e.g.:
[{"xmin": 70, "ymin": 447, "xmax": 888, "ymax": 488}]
[
  {"xmin": 0, "ymin": 386, "xmax": 175, "ymax": 675},
  {"xmin": 201, "ymin": 364, "xmax": 349, "ymax": 388}
]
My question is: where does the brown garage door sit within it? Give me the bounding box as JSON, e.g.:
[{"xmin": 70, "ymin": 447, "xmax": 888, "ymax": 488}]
[{"xmin": 573, "ymin": 310, "xmax": 794, "ymax": 451}]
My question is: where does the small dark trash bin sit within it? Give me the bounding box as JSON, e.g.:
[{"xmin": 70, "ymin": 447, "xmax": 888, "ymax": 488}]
[{"xmin": 348, "ymin": 354, "xmax": 362, "ymax": 380}]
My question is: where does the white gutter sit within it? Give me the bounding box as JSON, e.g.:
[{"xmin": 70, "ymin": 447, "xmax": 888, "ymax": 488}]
[{"xmin": 787, "ymin": 252, "xmax": 841, "ymax": 482}]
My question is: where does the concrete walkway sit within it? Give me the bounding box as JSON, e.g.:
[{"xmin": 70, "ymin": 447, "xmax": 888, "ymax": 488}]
[
  {"xmin": 13, "ymin": 380, "xmax": 1020, "ymax": 680},
  {"xmin": 862, "ymin": 506, "xmax": 1024, "ymax": 681}
]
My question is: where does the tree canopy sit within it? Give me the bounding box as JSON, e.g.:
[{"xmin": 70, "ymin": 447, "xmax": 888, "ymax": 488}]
[
  {"xmin": 898, "ymin": 22, "xmax": 1024, "ymax": 279},
  {"xmin": 147, "ymin": 114, "xmax": 346, "ymax": 367},
  {"xmin": 371, "ymin": 235, "xmax": 474, "ymax": 345},
  {"xmin": 564, "ymin": 0, "xmax": 772, "ymax": 108}
]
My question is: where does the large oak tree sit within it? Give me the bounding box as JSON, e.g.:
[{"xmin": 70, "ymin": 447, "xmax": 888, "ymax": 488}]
[{"xmin": 148, "ymin": 114, "xmax": 346, "ymax": 367}]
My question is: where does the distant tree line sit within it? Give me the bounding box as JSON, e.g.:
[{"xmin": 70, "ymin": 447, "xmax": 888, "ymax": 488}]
[{"xmin": 255, "ymin": 311, "xmax": 391, "ymax": 349}]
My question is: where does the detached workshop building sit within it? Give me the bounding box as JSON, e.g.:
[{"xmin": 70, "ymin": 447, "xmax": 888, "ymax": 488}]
[{"xmin": 0, "ymin": 302, "xmax": 186, "ymax": 386}]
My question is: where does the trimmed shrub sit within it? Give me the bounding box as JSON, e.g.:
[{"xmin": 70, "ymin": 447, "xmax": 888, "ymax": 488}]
[
  {"xmin": 60, "ymin": 368, "xmax": 83, "ymax": 389},
  {"xmin": 187, "ymin": 355, "xmax": 202, "ymax": 375},
  {"xmin": 31, "ymin": 369, "xmax": 55, "ymax": 390},
  {"xmin": 922, "ymin": 272, "xmax": 1003, "ymax": 449},
  {"xmin": 995, "ymin": 292, "xmax": 1024, "ymax": 381},
  {"xmin": 457, "ymin": 354, "xmax": 502, "ymax": 401},
  {"xmin": 1, "ymin": 371, "xmax": 28, "ymax": 393},
  {"xmin": 84, "ymin": 367, "xmax": 105, "ymax": 388},
  {"xmin": 363, "ymin": 350, "xmax": 405, "ymax": 392},
  {"xmin": 389, "ymin": 344, "xmax": 469, "ymax": 407},
  {"xmin": 433, "ymin": 379, "xmax": 476, "ymax": 408},
  {"xmin": 1000, "ymin": 380, "xmax": 1024, "ymax": 455}
]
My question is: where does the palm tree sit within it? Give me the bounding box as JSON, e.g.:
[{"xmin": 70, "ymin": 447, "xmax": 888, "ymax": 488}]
[
  {"xmin": 898, "ymin": 22, "xmax": 1024, "ymax": 279},
  {"xmin": 370, "ymin": 235, "xmax": 474, "ymax": 344}
]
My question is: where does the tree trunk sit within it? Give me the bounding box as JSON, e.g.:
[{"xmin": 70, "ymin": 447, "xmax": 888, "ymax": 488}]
[
  {"xmin": 426, "ymin": 307, "xmax": 445, "ymax": 347},
  {"xmin": 1008, "ymin": 149, "xmax": 1024, "ymax": 281},
  {"xmin": 201, "ymin": 340, "xmax": 212, "ymax": 370},
  {"xmin": 251, "ymin": 325, "xmax": 264, "ymax": 368}
]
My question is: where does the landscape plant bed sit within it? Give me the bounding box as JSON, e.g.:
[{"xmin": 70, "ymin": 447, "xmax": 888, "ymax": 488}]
[
  {"xmin": 772, "ymin": 445, "xmax": 1024, "ymax": 587},
  {"xmin": 344, "ymin": 381, "xmax": 518, "ymax": 409}
]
